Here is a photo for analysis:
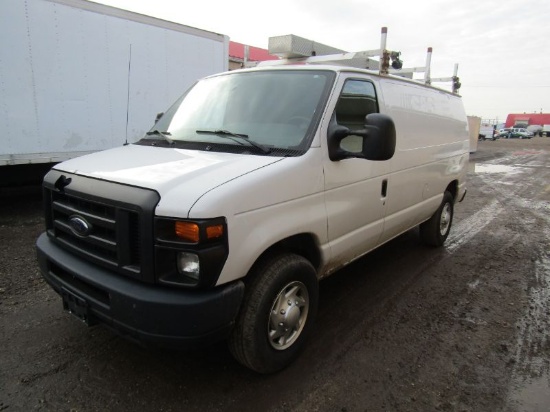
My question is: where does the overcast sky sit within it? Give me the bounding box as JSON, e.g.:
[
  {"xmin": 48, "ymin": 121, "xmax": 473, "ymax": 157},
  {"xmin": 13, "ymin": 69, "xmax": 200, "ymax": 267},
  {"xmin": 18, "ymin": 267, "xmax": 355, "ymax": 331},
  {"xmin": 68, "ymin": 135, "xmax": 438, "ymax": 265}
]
[{"xmin": 96, "ymin": 0, "xmax": 549, "ymax": 124}]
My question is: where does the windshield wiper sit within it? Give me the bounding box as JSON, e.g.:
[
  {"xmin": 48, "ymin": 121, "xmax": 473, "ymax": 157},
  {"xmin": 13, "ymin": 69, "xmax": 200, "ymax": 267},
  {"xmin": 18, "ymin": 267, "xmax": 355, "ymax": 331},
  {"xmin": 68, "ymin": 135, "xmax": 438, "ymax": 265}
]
[
  {"xmin": 146, "ymin": 129, "xmax": 174, "ymax": 145},
  {"xmin": 196, "ymin": 129, "xmax": 271, "ymax": 154}
]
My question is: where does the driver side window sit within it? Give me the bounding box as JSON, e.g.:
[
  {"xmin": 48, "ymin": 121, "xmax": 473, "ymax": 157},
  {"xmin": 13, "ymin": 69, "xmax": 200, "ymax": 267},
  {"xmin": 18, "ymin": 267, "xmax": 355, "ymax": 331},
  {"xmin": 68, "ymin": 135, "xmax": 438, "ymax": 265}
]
[{"xmin": 335, "ymin": 79, "xmax": 379, "ymax": 152}]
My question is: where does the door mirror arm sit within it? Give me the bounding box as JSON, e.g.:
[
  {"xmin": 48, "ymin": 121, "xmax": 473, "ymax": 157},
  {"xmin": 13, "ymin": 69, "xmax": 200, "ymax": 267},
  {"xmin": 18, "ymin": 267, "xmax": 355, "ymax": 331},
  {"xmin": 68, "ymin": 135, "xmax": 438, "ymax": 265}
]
[{"xmin": 327, "ymin": 121, "xmax": 356, "ymax": 161}]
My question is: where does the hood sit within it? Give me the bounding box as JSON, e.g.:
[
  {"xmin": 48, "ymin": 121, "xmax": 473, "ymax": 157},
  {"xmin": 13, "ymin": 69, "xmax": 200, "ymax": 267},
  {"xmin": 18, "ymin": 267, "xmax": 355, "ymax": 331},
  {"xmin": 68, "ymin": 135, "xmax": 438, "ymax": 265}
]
[{"xmin": 55, "ymin": 145, "xmax": 283, "ymax": 214}]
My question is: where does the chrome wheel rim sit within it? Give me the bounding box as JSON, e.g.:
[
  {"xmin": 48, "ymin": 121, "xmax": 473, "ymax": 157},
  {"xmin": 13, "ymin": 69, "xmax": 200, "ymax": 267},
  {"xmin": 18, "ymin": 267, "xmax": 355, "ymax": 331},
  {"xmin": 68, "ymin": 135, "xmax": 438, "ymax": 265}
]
[{"xmin": 268, "ymin": 281, "xmax": 309, "ymax": 350}]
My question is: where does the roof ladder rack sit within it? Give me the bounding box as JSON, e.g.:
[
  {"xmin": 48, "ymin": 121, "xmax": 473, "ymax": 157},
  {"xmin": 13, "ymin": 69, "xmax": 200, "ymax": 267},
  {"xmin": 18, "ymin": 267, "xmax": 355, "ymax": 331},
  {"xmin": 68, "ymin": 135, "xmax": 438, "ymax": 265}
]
[{"xmin": 257, "ymin": 27, "xmax": 461, "ymax": 94}]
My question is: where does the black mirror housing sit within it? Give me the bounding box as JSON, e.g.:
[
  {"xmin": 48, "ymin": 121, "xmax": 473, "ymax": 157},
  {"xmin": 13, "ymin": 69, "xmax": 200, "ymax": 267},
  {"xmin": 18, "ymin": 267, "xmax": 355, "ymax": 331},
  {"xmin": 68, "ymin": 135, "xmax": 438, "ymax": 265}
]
[
  {"xmin": 328, "ymin": 113, "xmax": 396, "ymax": 161},
  {"xmin": 361, "ymin": 113, "xmax": 396, "ymax": 161}
]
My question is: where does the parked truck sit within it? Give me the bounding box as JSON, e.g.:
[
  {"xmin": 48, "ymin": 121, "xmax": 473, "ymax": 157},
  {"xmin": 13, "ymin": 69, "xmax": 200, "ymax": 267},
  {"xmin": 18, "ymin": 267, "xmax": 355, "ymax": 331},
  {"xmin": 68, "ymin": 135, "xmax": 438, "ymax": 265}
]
[
  {"xmin": 0, "ymin": 0, "xmax": 228, "ymax": 186},
  {"xmin": 478, "ymin": 125, "xmax": 497, "ymax": 141}
]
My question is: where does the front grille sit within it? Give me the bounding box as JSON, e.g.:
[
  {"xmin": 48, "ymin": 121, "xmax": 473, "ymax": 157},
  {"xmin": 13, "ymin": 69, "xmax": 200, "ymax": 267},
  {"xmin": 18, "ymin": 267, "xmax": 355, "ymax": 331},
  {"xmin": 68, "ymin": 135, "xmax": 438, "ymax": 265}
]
[
  {"xmin": 43, "ymin": 171, "xmax": 160, "ymax": 283},
  {"xmin": 50, "ymin": 190, "xmax": 141, "ymax": 274}
]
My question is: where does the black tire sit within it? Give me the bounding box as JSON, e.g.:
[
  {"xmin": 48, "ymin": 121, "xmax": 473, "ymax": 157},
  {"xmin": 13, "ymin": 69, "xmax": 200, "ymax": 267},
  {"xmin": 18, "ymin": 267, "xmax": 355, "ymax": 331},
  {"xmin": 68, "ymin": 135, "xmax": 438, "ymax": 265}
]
[
  {"xmin": 419, "ymin": 191, "xmax": 454, "ymax": 247},
  {"xmin": 229, "ymin": 253, "xmax": 319, "ymax": 373}
]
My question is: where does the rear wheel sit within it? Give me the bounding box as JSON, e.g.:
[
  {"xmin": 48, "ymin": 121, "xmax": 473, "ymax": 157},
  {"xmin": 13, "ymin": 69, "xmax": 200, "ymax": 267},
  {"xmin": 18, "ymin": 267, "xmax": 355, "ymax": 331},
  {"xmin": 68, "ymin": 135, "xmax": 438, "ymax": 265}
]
[
  {"xmin": 229, "ymin": 253, "xmax": 318, "ymax": 373},
  {"xmin": 420, "ymin": 191, "xmax": 454, "ymax": 247}
]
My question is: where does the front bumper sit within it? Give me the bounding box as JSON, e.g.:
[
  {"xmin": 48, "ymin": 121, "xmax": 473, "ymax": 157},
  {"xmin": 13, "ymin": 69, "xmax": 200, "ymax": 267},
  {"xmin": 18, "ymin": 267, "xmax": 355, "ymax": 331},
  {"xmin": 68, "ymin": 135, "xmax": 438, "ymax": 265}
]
[{"xmin": 36, "ymin": 233, "xmax": 244, "ymax": 347}]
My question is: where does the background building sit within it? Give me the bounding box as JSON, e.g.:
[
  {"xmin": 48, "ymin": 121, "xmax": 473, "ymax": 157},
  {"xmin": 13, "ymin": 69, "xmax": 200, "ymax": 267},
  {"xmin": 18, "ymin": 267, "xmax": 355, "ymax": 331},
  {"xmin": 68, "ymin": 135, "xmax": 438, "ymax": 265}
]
[
  {"xmin": 505, "ymin": 113, "xmax": 550, "ymax": 128},
  {"xmin": 229, "ymin": 41, "xmax": 278, "ymax": 70}
]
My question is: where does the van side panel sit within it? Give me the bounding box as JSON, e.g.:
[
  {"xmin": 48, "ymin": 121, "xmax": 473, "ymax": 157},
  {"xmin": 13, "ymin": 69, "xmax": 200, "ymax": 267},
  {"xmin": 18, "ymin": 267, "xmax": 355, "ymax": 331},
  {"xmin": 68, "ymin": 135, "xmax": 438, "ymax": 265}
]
[
  {"xmin": 378, "ymin": 79, "xmax": 468, "ymax": 242},
  {"xmin": 322, "ymin": 159, "xmax": 387, "ymax": 269}
]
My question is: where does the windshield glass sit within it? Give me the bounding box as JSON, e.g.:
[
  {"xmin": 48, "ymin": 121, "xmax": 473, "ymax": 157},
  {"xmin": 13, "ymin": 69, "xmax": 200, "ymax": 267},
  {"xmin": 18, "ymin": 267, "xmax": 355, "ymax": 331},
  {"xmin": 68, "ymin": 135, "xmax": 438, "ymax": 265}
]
[{"xmin": 143, "ymin": 70, "xmax": 334, "ymax": 155}]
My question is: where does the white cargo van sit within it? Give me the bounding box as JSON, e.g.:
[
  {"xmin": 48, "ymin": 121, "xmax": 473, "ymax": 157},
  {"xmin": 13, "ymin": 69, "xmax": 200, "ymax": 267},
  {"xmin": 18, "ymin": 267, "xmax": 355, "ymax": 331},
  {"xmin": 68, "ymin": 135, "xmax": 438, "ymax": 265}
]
[{"xmin": 37, "ymin": 57, "xmax": 468, "ymax": 373}]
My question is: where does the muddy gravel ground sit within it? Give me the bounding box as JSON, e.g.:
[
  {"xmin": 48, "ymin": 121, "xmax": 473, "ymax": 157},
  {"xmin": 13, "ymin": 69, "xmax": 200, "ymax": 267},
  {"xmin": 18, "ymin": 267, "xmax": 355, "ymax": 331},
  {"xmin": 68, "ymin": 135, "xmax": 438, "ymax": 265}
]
[{"xmin": 1, "ymin": 137, "xmax": 550, "ymax": 412}]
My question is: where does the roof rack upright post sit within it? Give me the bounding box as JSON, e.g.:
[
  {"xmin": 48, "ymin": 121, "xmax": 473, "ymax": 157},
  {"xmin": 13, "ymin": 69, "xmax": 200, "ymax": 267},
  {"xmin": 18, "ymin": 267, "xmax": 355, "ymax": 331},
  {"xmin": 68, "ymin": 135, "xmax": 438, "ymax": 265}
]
[
  {"xmin": 379, "ymin": 27, "xmax": 389, "ymax": 75},
  {"xmin": 452, "ymin": 64, "xmax": 461, "ymax": 94},
  {"xmin": 430, "ymin": 63, "xmax": 461, "ymax": 94},
  {"xmin": 424, "ymin": 47, "xmax": 432, "ymax": 85}
]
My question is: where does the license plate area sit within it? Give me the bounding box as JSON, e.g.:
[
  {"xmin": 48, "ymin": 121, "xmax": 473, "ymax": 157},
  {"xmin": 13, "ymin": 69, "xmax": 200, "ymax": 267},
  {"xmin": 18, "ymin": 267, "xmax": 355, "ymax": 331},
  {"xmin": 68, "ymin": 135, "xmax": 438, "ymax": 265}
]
[{"xmin": 61, "ymin": 287, "xmax": 97, "ymax": 326}]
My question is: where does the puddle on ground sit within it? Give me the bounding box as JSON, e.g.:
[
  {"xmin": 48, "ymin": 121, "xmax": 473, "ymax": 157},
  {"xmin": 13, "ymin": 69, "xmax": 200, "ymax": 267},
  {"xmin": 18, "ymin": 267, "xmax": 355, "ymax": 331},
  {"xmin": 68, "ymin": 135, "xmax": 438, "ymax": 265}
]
[
  {"xmin": 511, "ymin": 374, "xmax": 550, "ymax": 411},
  {"xmin": 508, "ymin": 253, "xmax": 550, "ymax": 409},
  {"xmin": 474, "ymin": 164, "xmax": 523, "ymax": 174}
]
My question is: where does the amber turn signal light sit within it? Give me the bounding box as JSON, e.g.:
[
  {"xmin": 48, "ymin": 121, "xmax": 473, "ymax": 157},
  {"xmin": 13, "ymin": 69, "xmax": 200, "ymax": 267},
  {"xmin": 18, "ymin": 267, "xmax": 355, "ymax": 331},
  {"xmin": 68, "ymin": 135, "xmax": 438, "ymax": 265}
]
[
  {"xmin": 206, "ymin": 224, "xmax": 224, "ymax": 239},
  {"xmin": 175, "ymin": 222, "xmax": 200, "ymax": 242}
]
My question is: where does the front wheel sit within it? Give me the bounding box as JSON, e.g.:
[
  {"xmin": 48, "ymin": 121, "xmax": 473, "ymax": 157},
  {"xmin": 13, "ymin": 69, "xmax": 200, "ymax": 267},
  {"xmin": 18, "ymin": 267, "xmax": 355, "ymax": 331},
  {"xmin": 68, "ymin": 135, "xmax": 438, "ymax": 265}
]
[
  {"xmin": 419, "ymin": 191, "xmax": 454, "ymax": 247},
  {"xmin": 229, "ymin": 253, "xmax": 319, "ymax": 373}
]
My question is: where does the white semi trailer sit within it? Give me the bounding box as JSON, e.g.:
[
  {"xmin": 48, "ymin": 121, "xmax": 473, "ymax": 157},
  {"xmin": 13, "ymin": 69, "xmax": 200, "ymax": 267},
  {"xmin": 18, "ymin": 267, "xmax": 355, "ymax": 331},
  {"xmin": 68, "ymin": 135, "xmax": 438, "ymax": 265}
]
[{"xmin": 0, "ymin": 0, "xmax": 228, "ymax": 185}]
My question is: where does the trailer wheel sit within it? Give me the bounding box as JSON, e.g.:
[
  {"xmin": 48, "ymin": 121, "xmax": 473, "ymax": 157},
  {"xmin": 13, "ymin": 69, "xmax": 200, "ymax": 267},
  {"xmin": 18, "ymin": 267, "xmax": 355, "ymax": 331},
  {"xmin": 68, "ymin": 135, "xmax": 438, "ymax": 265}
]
[
  {"xmin": 229, "ymin": 253, "xmax": 318, "ymax": 374},
  {"xmin": 420, "ymin": 191, "xmax": 454, "ymax": 247}
]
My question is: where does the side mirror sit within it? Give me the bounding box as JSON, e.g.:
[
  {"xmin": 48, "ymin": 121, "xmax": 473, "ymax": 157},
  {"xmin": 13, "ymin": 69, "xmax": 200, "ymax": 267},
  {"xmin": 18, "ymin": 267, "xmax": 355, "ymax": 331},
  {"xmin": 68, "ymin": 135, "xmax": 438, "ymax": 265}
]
[{"xmin": 328, "ymin": 113, "xmax": 396, "ymax": 161}]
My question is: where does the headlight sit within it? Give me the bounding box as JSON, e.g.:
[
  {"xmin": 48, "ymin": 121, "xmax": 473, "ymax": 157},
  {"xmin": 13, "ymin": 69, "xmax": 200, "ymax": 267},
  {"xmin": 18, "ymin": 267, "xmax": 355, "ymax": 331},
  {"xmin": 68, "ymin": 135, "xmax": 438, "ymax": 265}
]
[
  {"xmin": 177, "ymin": 252, "xmax": 200, "ymax": 280},
  {"xmin": 155, "ymin": 217, "xmax": 228, "ymax": 288}
]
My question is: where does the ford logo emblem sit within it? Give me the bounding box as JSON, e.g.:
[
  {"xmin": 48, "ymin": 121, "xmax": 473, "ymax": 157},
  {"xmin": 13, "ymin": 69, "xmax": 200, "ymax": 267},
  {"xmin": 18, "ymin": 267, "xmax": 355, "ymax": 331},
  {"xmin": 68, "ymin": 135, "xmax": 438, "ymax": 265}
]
[{"xmin": 68, "ymin": 216, "xmax": 92, "ymax": 237}]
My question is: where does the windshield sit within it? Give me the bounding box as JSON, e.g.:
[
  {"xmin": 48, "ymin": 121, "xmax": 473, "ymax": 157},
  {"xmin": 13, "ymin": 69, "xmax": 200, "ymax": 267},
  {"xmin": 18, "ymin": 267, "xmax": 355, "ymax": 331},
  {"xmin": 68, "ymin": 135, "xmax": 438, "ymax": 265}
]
[{"xmin": 141, "ymin": 70, "xmax": 334, "ymax": 155}]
